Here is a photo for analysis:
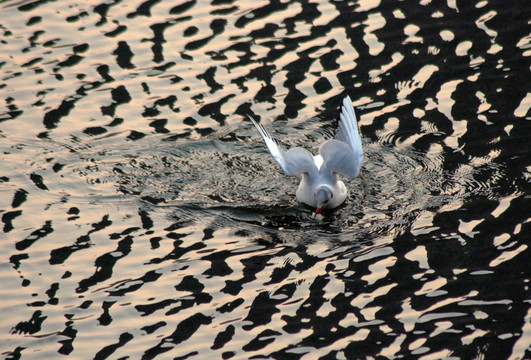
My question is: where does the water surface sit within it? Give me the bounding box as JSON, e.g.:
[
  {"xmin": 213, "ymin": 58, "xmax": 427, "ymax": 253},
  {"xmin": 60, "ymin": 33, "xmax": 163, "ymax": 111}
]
[{"xmin": 1, "ymin": 0, "xmax": 530, "ymax": 359}]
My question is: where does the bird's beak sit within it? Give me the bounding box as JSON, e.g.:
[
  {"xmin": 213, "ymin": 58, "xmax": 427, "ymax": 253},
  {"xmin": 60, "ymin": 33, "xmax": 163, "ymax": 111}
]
[{"xmin": 315, "ymin": 207, "xmax": 323, "ymax": 215}]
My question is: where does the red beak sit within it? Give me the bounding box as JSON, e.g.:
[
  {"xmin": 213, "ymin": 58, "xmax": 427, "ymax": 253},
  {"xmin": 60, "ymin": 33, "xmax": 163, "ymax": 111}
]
[{"xmin": 315, "ymin": 207, "xmax": 323, "ymax": 214}]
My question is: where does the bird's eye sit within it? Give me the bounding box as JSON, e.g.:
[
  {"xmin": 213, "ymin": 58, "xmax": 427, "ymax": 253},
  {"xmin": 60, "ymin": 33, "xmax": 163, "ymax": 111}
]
[{"xmin": 331, "ymin": 194, "xmax": 333, "ymax": 198}]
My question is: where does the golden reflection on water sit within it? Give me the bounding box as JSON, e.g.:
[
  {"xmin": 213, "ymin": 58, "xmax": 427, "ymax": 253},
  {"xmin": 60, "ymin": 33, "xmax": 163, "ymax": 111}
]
[{"xmin": 1, "ymin": 0, "xmax": 530, "ymax": 358}]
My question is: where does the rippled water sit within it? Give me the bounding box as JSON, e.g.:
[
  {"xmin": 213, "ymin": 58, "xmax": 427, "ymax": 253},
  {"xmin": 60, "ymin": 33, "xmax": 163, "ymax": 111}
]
[{"xmin": 1, "ymin": 0, "xmax": 530, "ymax": 359}]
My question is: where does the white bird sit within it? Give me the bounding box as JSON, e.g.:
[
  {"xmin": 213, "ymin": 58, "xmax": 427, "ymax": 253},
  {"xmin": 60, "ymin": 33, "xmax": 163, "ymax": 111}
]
[{"xmin": 248, "ymin": 96, "xmax": 363, "ymax": 214}]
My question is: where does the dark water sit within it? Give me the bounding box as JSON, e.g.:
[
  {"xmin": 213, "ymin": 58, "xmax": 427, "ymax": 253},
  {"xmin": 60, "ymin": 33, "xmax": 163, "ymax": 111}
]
[{"xmin": 1, "ymin": 0, "xmax": 530, "ymax": 359}]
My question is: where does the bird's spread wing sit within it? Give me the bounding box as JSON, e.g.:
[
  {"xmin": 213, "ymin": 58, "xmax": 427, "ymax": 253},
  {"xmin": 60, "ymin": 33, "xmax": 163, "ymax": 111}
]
[
  {"xmin": 248, "ymin": 115, "xmax": 317, "ymax": 177},
  {"xmin": 321, "ymin": 96, "xmax": 363, "ymax": 178}
]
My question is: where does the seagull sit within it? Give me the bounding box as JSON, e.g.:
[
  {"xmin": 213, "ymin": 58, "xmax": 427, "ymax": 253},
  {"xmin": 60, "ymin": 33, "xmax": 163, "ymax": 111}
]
[{"xmin": 248, "ymin": 96, "xmax": 363, "ymax": 214}]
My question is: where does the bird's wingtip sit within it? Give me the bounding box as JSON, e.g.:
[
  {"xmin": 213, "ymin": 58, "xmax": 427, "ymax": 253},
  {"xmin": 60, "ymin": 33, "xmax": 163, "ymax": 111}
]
[
  {"xmin": 247, "ymin": 114, "xmax": 260, "ymax": 127},
  {"xmin": 343, "ymin": 95, "xmax": 353, "ymax": 107}
]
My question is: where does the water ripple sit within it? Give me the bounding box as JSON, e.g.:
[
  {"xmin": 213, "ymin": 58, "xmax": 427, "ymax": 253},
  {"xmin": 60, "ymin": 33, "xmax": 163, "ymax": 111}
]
[{"xmin": 1, "ymin": 0, "xmax": 530, "ymax": 359}]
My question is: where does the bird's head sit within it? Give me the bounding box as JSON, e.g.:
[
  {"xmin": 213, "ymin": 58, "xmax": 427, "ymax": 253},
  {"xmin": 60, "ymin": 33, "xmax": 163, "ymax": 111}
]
[{"xmin": 314, "ymin": 186, "xmax": 333, "ymax": 214}]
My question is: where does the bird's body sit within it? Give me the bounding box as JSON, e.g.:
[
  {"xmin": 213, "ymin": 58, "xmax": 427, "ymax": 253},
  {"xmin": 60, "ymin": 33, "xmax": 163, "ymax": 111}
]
[
  {"xmin": 296, "ymin": 172, "xmax": 346, "ymax": 209},
  {"xmin": 249, "ymin": 96, "xmax": 363, "ymax": 213}
]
